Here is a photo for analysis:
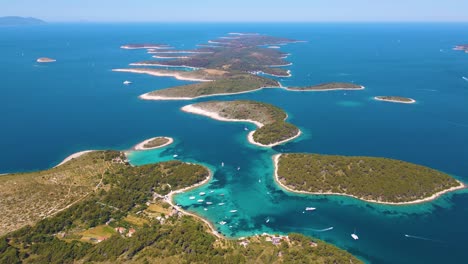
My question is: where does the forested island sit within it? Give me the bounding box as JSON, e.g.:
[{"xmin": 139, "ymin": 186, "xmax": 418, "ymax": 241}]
[
  {"xmin": 274, "ymin": 153, "xmax": 464, "ymax": 204},
  {"xmin": 182, "ymin": 100, "xmax": 301, "ymax": 147},
  {"xmin": 454, "ymin": 44, "xmax": 468, "ymax": 53},
  {"xmin": 374, "ymin": 96, "xmax": 416, "ymax": 104},
  {"xmin": 141, "ymin": 74, "xmax": 279, "ymax": 100},
  {"xmin": 0, "ymin": 151, "xmax": 360, "ymax": 263},
  {"xmin": 286, "ymin": 82, "xmax": 364, "ymax": 91}
]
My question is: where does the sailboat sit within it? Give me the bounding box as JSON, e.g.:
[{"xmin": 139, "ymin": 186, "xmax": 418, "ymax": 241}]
[{"xmin": 351, "ymin": 228, "xmax": 359, "ymax": 240}]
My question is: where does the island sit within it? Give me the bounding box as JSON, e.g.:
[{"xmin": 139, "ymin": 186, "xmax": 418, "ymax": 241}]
[
  {"xmin": 120, "ymin": 43, "xmax": 173, "ymax": 50},
  {"xmin": 285, "ymin": 82, "xmax": 364, "ymax": 91},
  {"xmin": 453, "ymin": 44, "xmax": 468, "ymax": 53},
  {"xmin": 36, "ymin": 57, "xmax": 56, "ymax": 63},
  {"xmin": 182, "ymin": 100, "xmax": 301, "ymax": 147},
  {"xmin": 274, "ymin": 153, "xmax": 464, "ymax": 205},
  {"xmin": 115, "ymin": 33, "xmax": 367, "ymax": 100},
  {"xmin": 133, "ymin": 136, "xmax": 174, "ymax": 150},
  {"xmin": 141, "ymin": 74, "xmax": 280, "ymax": 100},
  {"xmin": 374, "ymin": 96, "xmax": 416, "ymax": 104},
  {"xmin": 0, "ymin": 16, "xmax": 45, "ymax": 26},
  {"xmin": 0, "ymin": 151, "xmax": 361, "ymax": 264}
]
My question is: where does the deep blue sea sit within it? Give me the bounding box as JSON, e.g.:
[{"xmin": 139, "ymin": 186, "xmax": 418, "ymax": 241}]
[{"xmin": 1, "ymin": 23, "xmax": 468, "ymax": 263}]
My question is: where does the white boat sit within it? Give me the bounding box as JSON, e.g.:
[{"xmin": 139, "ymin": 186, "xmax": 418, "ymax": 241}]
[
  {"xmin": 258, "ymin": 179, "xmax": 261, "ymax": 183},
  {"xmin": 230, "ymin": 210, "xmax": 238, "ymax": 213},
  {"xmin": 206, "ymin": 202, "xmax": 213, "ymax": 205},
  {"xmin": 173, "ymin": 154, "xmax": 178, "ymax": 158},
  {"xmin": 244, "ymin": 127, "xmax": 249, "ymax": 131},
  {"xmin": 351, "ymin": 233, "xmax": 359, "ymax": 240},
  {"xmin": 305, "ymin": 207, "xmax": 316, "ymax": 211},
  {"xmin": 266, "ymin": 219, "xmax": 270, "ymax": 223},
  {"xmin": 219, "ymin": 221, "xmax": 227, "ymax": 225},
  {"xmin": 197, "ymin": 199, "xmax": 204, "ymax": 202},
  {"xmin": 218, "ymin": 203, "xmax": 225, "ymax": 206},
  {"xmin": 209, "ymin": 190, "xmax": 214, "ymax": 193},
  {"xmin": 189, "ymin": 196, "xmax": 195, "ymax": 200},
  {"xmin": 123, "ymin": 80, "xmax": 132, "ymax": 85},
  {"xmin": 199, "ymin": 192, "xmax": 206, "ymax": 196},
  {"xmin": 237, "ymin": 167, "xmax": 240, "ymax": 171},
  {"xmin": 221, "ymin": 162, "xmax": 224, "ymax": 167},
  {"xmin": 204, "ymin": 208, "xmax": 208, "ymax": 211}
]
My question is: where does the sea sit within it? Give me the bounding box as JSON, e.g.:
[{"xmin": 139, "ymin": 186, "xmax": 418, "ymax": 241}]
[{"xmin": 1, "ymin": 23, "xmax": 468, "ymax": 263}]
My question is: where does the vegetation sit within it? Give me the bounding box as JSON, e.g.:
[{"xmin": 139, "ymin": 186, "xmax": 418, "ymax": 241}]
[
  {"xmin": 148, "ymin": 74, "xmax": 279, "ymax": 98},
  {"xmin": 143, "ymin": 137, "xmax": 170, "ymax": 149},
  {"xmin": 0, "ymin": 151, "xmax": 360, "ymax": 263},
  {"xmin": 287, "ymin": 82, "xmax": 363, "ymax": 91},
  {"xmin": 374, "ymin": 96, "xmax": 415, "ymax": 103},
  {"xmin": 0, "ymin": 151, "xmax": 120, "ymax": 236},
  {"xmin": 277, "ymin": 153, "xmax": 462, "ymax": 203},
  {"xmin": 188, "ymin": 100, "xmax": 299, "ymax": 146}
]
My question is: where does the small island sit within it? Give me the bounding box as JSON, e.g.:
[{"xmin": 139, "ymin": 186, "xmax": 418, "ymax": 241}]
[
  {"xmin": 182, "ymin": 100, "xmax": 301, "ymax": 147},
  {"xmin": 454, "ymin": 44, "xmax": 468, "ymax": 53},
  {"xmin": 36, "ymin": 57, "xmax": 56, "ymax": 63},
  {"xmin": 285, "ymin": 82, "xmax": 364, "ymax": 91},
  {"xmin": 133, "ymin": 136, "xmax": 174, "ymax": 150},
  {"xmin": 374, "ymin": 96, "xmax": 416, "ymax": 104},
  {"xmin": 0, "ymin": 150, "xmax": 361, "ymax": 264},
  {"xmin": 274, "ymin": 153, "xmax": 464, "ymax": 204}
]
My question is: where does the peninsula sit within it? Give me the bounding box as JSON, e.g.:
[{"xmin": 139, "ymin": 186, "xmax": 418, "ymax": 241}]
[
  {"xmin": 374, "ymin": 96, "xmax": 416, "ymax": 104},
  {"xmin": 133, "ymin": 136, "xmax": 174, "ymax": 150},
  {"xmin": 274, "ymin": 153, "xmax": 464, "ymax": 205},
  {"xmin": 0, "ymin": 151, "xmax": 360, "ymax": 264},
  {"xmin": 36, "ymin": 57, "xmax": 56, "ymax": 63},
  {"xmin": 285, "ymin": 82, "xmax": 364, "ymax": 91},
  {"xmin": 182, "ymin": 100, "xmax": 301, "ymax": 147},
  {"xmin": 115, "ymin": 33, "xmax": 366, "ymax": 100}
]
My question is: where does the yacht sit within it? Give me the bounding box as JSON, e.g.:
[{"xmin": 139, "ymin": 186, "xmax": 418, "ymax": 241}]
[
  {"xmin": 123, "ymin": 80, "xmax": 132, "ymax": 85},
  {"xmin": 230, "ymin": 210, "xmax": 238, "ymax": 213},
  {"xmin": 189, "ymin": 196, "xmax": 195, "ymax": 200},
  {"xmin": 305, "ymin": 207, "xmax": 316, "ymax": 211},
  {"xmin": 199, "ymin": 192, "xmax": 206, "ymax": 196}
]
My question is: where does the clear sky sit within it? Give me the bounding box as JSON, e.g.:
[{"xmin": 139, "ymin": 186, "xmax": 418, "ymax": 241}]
[{"xmin": 2, "ymin": 0, "xmax": 468, "ymax": 22}]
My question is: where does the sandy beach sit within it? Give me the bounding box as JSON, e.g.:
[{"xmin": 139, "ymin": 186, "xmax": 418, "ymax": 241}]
[
  {"xmin": 182, "ymin": 105, "xmax": 301, "ymax": 147},
  {"xmin": 284, "ymin": 85, "xmax": 365, "ymax": 92},
  {"xmin": 129, "ymin": 63, "xmax": 202, "ymax": 70},
  {"xmin": 112, "ymin": 68, "xmax": 211, "ymax": 82},
  {"xmin": 373, "ymin": 96, "xmax": 416, "ymax": 104},
  {"xmin": 273, "ymin": 154, "xmax": 465, "ymax": 205},
  {"xmin": 133, "ymin": 136, "xmax": 174, "ymax": 151},
  {"xmin": 259, "ymin": 70, "xmax": 292, "ymax": 78},
  {"xmin": 54, "ymin": 150, "xmax": 95, "ymax": 168}
]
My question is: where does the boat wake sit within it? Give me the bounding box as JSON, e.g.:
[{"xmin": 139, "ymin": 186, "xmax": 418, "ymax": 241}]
[
  {"xmin": 404, "ymin": 234, "xmax": 444, "ymax": 243},
  {"xmin": 313, "ymin": 227, "xmax": 334, "ymax": 232},
  {"xmin": 462, "ymin": 76, "xmax": 468, "ymax": 82}
]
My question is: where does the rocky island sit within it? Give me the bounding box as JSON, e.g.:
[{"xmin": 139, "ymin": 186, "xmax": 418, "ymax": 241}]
[
  {"xmin": 286, "ymin": 82, "xmax": 364, "ymax": 91},
  {"xmin": 133, "ymin": 136, "xmax": 174, "ymax": 150},
  {"xmin": 374, "ymin": 96, "xmax": 416, "ymax": 104},
  {"xmin": 182, "ymin": 100, "xmax": 301, "ymax": 147},
  {"xmin": 454, "ymin": 44, "xmax": 468, "ymax": 53},
  {"xmin": 36, "ymin": 57, "xmax": 56, "ymax": 63},
  {"xmin": 0, "ymin": 151, "xmax": 360, "ymax": 264},
  {"xmin": 274, "ymin": 153, "xmax": 464, "ymax": 204}
]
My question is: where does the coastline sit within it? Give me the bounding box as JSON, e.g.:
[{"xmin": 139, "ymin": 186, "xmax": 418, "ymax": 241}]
[
  {"xmin": 182, "ymin": 105, "xmax": 301, "ymax": 147},
  {"xmin": 129, "ymin": 63, "xmax": 202, "ymax": 70},
  {"xmin": 373, "ymin": 96, "xmax": 416, "ymax": 104},
  {"xmin": 273, "ymin": 154, "xmax": 465, "ymax": 205},
  {"xmin": 133, "ymin": 137, "xmax": 174, "ymax": 151},
  {"xmin": 284, "ymin": 85, "xmax": 365, "ymax": 92},
  {"xmin": 112, "ymin": 68, "xmax": 212, "ymax": 82},
  {"xmin": 54, "ymin": 150, "xmax": 96, "ymax": 168},
  {"xmin": 140, "ymin": 86, "xmax": 279, "ymax": 101},
  {"xmin": 164, "ymin": 169, "xmax": 223, "ymax": 239}
]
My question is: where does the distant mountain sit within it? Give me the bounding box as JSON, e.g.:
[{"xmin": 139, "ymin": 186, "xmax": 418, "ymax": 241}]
[{"xmin": 0, "ymin": 16, "xmax": 46, "ymax": 26}]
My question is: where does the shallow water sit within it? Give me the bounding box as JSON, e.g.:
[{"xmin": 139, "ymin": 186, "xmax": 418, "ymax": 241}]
[{"xmin": 2, "ymin": 23, "xmax": 468, "ymax": 263}]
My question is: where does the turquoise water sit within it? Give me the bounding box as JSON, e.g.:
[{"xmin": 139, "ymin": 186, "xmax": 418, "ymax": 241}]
[{"xmin": 2, "ymin": 23, "xmax": 468, "ymax": 263}]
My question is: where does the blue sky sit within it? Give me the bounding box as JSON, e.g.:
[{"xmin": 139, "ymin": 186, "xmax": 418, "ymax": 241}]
[{"xmin": 2, "ymin": 0, "xmax": 468, "ymax": 22}]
